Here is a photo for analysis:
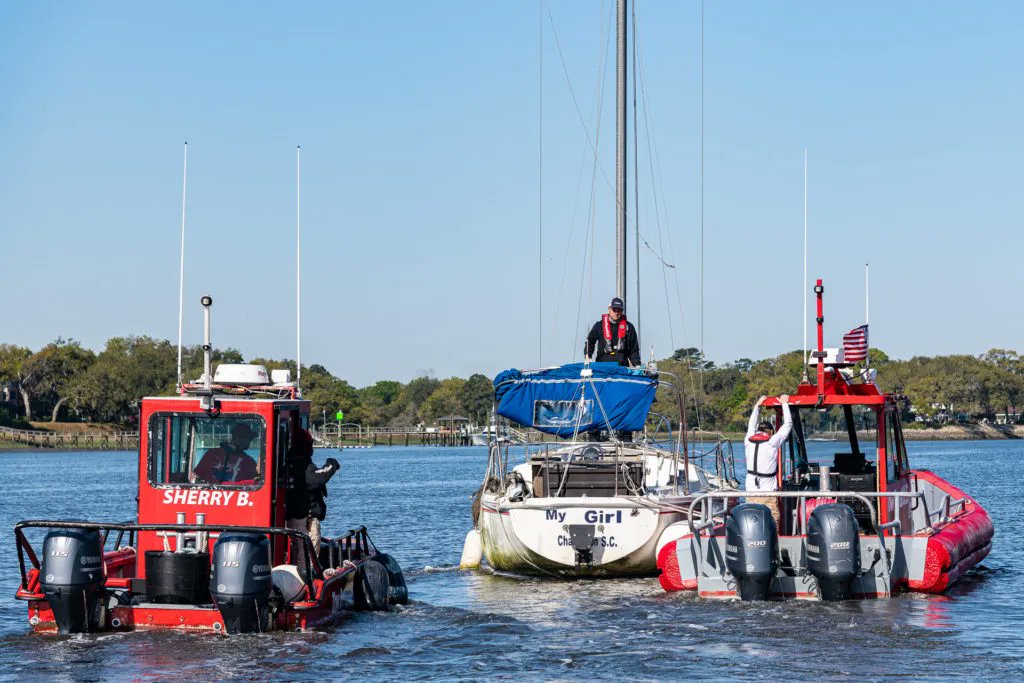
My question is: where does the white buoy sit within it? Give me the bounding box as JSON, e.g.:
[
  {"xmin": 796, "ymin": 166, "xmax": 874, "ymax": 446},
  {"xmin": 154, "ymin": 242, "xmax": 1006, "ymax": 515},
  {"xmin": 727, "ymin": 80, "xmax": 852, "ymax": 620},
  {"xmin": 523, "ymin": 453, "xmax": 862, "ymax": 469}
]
[{"xmin": 459, "ymin": 529, "xmax": 483, "ymax": 569}]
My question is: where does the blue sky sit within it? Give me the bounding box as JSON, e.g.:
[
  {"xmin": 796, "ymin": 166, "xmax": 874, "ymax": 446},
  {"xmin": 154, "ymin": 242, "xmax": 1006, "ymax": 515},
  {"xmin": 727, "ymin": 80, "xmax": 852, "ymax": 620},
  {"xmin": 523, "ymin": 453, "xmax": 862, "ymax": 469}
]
[{"xmin": 1, "ymin": 2, "xmax": 1021, "ymax": 386}]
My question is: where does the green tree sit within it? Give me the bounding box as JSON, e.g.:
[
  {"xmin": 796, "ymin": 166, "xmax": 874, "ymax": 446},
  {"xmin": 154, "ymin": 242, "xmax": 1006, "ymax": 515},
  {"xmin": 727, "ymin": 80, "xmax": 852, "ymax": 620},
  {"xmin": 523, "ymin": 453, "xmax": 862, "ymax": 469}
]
[
  {"xmin": 0, "ymin": 344, "xmax": 34, "ymax": 419},
  {"xmin": 394, "ymin": 376, "xmax": 441, "ymax": 426},
  {"xmin": 24, "ymin": 339, "xmax": 96, "ymax": 422},
  {"xmin": 671, "ymin": 347, "xmax": 715, "ymax": 370},
  {"xmin": 71, "ymin": 337, "xmax": 177, "ymax": 423},
  {"xmin": 422, "ymin": 377, "xmax": 467, "ymax": 421}
]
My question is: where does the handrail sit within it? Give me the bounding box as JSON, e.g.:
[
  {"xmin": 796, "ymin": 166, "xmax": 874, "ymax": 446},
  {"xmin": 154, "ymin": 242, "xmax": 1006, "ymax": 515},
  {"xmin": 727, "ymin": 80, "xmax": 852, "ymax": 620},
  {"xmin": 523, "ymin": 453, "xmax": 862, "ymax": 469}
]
[
  {"xmin": 684, "ymin": 491, "xmax": 919, "ymax": 597},
  {"xmin": 684, "ymin": 490, "xmax": 928, "ymax": 537},
  {"xmin": 13, "ymin": 520, "xmax": 372, "ymax": 593},
  {"xmin": 927, "ymin": 494, "xmax": 967, "ymax": 525}
]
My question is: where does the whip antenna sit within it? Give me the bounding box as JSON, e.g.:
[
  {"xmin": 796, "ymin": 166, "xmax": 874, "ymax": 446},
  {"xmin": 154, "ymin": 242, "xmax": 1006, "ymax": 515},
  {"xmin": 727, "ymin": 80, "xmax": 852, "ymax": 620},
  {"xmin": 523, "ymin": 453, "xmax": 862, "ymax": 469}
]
[
  {"xmin": 802, "ymin": 148, "xmax": 808, "ymax": 382},
  {"xmin": 296, "ymin": 145, "xmax": 302, "ymax": 394},
  {"xmin": 176, "ymin": 141, "xmax": 188, "ymax": 390}
]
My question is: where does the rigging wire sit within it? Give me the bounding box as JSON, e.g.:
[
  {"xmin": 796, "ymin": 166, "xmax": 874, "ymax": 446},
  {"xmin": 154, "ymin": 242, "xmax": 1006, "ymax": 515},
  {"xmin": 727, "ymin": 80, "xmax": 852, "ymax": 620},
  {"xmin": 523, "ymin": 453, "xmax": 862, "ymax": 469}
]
[
  {"xmin": 572, "ymin": 0, "xmax": 615, "ymax": 359},
  {"xmin": 544, "ymin": 3, "xmax": 608, "ymax": 359},
  {"xmin": 538, "ymin": 0, "xmax": 544, "ymax": 368},
  {"xmin": 634, "ymin": 41, "xmax": 674, "ymax": 353},
  {"xmin": 699, "ymin": 0, "xmax": 706, "ymax": 390},
  {"xmin": 633, "ymin": 8, "xmax": 706, "ymax": 431},
  {"xmin": 547, "ymin": 2, "xmax": 668, "ymax": 269},
  {"xmin": 632, "ymin": 0, "xmax": 641, "ymax": 340}
]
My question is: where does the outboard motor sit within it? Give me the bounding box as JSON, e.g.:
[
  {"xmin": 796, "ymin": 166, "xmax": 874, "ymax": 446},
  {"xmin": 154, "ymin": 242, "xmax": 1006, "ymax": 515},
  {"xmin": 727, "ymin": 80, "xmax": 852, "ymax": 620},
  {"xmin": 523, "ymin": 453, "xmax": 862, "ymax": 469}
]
[
  {"xmin": 806, "ymin": 503, "xmax": 861, "ymax": 601},
  {"xmin": 210, "ymin": 533, "xmax": 272, "ymax": 634},
  {"xmin": 39, "ymin": 527, "xmax": 105, "ymax": 634},
  {"xmin": 725, "ymin": 503, "xmax": 778, "ymax": 601}
]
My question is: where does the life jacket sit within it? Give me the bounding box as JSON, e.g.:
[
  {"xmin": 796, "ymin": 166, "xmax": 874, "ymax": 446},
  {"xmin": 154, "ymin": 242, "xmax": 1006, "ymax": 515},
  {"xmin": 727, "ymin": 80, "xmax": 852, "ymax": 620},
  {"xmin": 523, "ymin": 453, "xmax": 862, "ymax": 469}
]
[
  {"xmin": 602, "ymin": 314, "xmax": 629, "ymax": 355},
  {"xmin": 746, "ymin": 431, "xmax": 777, "ymax": 479}
]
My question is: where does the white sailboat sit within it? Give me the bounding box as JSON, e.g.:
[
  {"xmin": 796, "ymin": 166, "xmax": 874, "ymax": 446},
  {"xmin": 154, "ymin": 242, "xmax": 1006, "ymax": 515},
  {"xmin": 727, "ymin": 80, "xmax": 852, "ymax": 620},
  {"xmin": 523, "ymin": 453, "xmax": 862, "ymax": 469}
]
[{"xmin": 463, "ymin": 0, "xmax": 737, "ymax": 578}]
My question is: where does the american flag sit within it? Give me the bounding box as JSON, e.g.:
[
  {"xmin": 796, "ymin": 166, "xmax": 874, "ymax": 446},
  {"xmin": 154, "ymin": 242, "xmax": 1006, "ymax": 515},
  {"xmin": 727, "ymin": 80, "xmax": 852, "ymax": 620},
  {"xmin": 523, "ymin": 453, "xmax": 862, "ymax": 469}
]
[{"xmin": 843, "ymin": 324, "xmax": 869, "ymax": 362}]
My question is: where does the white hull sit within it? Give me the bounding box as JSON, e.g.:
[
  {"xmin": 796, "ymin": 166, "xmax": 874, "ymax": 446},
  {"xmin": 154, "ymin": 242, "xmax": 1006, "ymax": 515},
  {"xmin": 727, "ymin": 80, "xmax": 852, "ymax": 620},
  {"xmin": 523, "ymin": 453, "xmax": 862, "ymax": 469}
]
[{"xmin": 479, "ymin": 492, "xmax": 692, "ymax": 577}]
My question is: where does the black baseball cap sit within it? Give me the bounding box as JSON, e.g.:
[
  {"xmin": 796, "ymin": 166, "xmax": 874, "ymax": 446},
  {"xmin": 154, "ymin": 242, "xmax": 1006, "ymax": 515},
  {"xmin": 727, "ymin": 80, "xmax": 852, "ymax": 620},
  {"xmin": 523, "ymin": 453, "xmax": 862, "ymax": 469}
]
[{"xmin": 609, "ymin": 297, "xmax": 624, "ymax": 311}]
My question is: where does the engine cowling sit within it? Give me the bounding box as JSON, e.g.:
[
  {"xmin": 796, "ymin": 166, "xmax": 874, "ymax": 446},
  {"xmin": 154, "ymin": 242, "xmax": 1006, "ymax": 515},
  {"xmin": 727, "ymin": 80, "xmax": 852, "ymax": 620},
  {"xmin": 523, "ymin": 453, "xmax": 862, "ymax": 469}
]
[
  {"xmin": 210, "ymin": 533, "xmax": 272, "ymax": 633},
  {"xmin": 725, "ymin": 503, "xmax": 778, "ymax": 601},
  {"xmin": 40, "ymin": 528, "xmax": 105, "ymax": 634},
  {"xmin": 806, "ymin": 503, "xmax": 861, "ymax": 601}
]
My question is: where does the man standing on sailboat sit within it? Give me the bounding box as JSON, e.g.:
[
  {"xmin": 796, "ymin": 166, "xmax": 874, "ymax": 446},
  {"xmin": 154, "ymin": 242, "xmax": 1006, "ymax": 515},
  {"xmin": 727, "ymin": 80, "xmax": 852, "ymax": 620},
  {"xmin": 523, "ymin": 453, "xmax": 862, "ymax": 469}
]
[{"xmin": 584, "ymin": 297, "xmax": 641, "ymax": 367}]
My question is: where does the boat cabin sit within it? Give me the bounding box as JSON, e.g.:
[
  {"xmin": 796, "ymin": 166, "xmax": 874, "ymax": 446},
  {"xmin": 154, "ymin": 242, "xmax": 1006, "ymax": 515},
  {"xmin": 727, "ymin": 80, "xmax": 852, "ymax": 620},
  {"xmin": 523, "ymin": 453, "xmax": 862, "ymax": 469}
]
[
  {"xmin": 136, "ymin": 365, "xmax": 309, "ymax": 573},
  {"xmin": 759, "ymin": 368, "xmax": 911, "ymax": 534}
]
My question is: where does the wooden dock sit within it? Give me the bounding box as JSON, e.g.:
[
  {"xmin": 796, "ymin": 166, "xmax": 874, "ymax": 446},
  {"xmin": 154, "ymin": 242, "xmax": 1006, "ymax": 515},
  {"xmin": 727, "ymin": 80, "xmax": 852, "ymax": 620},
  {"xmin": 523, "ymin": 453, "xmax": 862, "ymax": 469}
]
[
  {"xmin": 0, "ymin": 425, "xmax": 474, "ymax": 451},
  {"xmin": 0, "ymin": 426, "xmax": 139, "ymax": 450},
  {"xmin": 314, "ymin": 426, "xmax": 474, "ymax": 448}
]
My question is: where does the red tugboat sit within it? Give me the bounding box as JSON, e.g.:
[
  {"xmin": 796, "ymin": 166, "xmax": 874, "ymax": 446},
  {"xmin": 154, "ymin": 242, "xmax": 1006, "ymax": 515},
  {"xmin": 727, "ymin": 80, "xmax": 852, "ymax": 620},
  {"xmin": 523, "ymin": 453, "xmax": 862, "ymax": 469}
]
[
  {"xmin": 657, "ymin": 280, "xmax": 993, "ymax": 599},
  {"xmin": 14, "ymin": 297, "xmax": 405, "ymax": 634}
]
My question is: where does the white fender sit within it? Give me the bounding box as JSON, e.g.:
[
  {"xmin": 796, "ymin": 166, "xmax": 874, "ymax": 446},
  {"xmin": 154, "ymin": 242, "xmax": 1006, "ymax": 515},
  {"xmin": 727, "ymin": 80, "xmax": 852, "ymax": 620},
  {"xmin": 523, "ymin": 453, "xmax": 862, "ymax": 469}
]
[
  {"xmin": 271, "ymin": 565, "xmax": 306, "ymax": 603},
  {"xmin": 459, "ymin": 528, "xmax": 483, "ymax": 569},
  {"xmin": 656, "ymin": 520, "xmax": 692, "ymax": 558}
]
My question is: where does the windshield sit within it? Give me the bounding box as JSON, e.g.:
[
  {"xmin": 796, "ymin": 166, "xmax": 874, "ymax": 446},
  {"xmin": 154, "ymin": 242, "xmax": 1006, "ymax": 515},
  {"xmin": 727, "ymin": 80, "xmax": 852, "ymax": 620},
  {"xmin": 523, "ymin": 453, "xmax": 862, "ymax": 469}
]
[{"xmin": 148, "ymin": 413, "xmax": 265, "ymax": 487}]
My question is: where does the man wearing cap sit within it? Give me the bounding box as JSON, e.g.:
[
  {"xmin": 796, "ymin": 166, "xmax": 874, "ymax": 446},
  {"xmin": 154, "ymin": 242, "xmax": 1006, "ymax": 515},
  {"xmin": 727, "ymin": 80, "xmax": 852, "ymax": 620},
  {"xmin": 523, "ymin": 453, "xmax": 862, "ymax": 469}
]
[
  {"xmin": 193, "ymin": 422, "xmax": 260, "ymax": 484},
  {"xmin": 584, "ymin": 297, "xmax": 641, "ymax": 367}
]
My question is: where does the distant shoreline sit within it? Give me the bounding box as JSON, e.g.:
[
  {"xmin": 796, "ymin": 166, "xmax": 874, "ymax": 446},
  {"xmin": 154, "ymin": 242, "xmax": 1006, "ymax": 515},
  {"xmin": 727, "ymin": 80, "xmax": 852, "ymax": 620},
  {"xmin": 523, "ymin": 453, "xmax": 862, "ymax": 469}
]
[
  {"xmin": 5, "ymin": 423, "xmax": 1022, "ymax": 452},
  {"xmin": 693, "ymin": 424, "xmax": 1024, "ymax": 442}
]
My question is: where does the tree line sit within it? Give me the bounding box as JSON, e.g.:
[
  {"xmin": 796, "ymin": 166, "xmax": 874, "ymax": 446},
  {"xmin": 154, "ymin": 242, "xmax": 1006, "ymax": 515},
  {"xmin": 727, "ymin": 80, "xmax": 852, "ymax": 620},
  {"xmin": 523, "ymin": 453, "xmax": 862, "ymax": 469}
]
[
  {"xmin": 652, "ymin": 347, "xmax": 1024, "ymax": 431},
  {"xmin": 0, "ymin": 337, "xmax": 492, "ymax": 430},
  {"xmin": 2, "ymin": 337, "xmax": 1021, "ymax": 431}
]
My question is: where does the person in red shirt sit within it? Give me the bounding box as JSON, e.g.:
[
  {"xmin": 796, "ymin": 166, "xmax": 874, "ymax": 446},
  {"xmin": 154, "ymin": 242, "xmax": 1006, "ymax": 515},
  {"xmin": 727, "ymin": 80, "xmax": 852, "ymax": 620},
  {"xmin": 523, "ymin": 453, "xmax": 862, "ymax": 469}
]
[{"xmin": 192, "ymin": 422, "xmax": 259, "ymax": 484}]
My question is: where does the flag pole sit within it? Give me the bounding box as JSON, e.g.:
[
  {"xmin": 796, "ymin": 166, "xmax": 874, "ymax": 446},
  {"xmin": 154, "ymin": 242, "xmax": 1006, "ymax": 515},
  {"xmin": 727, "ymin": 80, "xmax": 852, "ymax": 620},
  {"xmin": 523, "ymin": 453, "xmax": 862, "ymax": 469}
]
[{"xmin": 865, "ymin": 262, "xmax": 870, "ymax": 373}]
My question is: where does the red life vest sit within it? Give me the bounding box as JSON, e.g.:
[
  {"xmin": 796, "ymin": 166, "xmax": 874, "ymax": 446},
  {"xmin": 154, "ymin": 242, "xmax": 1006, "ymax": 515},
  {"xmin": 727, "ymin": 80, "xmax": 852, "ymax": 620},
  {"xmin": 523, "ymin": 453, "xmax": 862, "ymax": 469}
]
[
  {"xmin": 747, "ymin": 431, "xmax": 777, "ymax": 479},
  {"xmin": 602, "ymin": 314, "xmax": 628, "ymax": 355}
]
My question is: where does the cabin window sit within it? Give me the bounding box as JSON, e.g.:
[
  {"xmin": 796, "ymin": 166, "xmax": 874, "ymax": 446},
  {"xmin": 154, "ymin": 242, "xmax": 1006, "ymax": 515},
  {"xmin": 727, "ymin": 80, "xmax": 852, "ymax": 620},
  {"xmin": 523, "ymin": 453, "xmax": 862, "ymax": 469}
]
[{"xmin": 148, "ymin": 413, "xmax": 265, "ymax": 488}]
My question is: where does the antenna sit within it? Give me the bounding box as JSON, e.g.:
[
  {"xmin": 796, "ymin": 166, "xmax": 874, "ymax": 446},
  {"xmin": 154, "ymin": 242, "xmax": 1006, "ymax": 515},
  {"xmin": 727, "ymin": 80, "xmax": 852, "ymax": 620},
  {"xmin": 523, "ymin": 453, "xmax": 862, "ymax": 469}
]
[
  {"xmin": 802, "ymin": 148, "xmax": 808, "ymax": 382},
  {"xmin": 201, "ymin": 296, "xmax": 213, "ymax": 390},
  {"xmin": 176, "ymin": 141, "xmax": 188, "ymax": 390},
  {"xmin": 296, "ymin": 145, "xmax": 302, "ymax": 394}
]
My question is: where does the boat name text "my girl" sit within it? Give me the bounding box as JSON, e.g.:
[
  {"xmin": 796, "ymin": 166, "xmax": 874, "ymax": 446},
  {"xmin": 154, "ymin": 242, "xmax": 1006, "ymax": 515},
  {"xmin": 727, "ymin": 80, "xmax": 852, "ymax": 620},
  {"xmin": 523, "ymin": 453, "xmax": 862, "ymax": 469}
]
[
  {"xmin": 545, "ymin": 510, "xmax": 622, "ymax": 524},
  {"xmin": 161, "ymin": 489, "xmax": 254, "ymax": 506}
]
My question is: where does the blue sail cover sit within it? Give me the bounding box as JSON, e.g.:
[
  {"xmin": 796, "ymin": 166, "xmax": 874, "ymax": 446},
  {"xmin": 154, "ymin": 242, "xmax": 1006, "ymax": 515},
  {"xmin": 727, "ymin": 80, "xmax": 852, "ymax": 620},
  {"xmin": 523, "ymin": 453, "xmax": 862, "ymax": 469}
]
[{"xmin": 493, "ymin": 362, "xmax": 657, "ymax": 437}]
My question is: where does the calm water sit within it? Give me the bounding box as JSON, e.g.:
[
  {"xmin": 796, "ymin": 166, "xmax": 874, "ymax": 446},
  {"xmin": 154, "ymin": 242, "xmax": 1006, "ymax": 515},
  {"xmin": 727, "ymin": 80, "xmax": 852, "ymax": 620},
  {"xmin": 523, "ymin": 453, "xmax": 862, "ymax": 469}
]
[{"xmin": 0, "ymin": 441, "xmax": 1021, "ymax": 681}]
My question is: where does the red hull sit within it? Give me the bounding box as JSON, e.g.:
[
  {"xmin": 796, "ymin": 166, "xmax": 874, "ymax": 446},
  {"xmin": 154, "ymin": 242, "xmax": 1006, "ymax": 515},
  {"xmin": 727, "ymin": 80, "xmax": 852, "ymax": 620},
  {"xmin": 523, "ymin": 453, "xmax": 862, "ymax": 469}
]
[
  {"xmin": 906, "ymin": 470, "xmax": 994, "ymax": 594},
  {"xmin": 657, "ymin": 471, "xmax": 993, "ymax": 597}
]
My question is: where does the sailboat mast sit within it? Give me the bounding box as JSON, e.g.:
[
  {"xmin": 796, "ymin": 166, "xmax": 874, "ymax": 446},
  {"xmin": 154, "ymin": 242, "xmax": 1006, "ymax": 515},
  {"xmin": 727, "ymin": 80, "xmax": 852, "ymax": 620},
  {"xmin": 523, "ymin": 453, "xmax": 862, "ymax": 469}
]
[{"xmin": 615, "ymin": 0, "xmax": 628, "ymax": 306}]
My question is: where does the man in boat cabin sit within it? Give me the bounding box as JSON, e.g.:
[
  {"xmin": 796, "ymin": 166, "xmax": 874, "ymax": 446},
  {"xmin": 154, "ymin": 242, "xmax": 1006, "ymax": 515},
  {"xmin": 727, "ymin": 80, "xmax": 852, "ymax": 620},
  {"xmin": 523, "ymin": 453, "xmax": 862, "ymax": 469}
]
[
  {"xmin": 192, "ymin": 422, "xmax": 259, "ymax": 485},
  {"xmin": 744, "ymin": 394, "xmax": 793, "ymax": 528},
  {"xmin": 584, "ymin": 297, "xmax": 641, "ymax": 367}
]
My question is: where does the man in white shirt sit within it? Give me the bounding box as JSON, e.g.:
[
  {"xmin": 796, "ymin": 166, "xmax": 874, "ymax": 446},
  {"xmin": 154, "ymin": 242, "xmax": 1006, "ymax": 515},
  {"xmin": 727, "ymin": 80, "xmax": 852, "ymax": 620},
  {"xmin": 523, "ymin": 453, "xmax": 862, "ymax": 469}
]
[{"xmin": 744, "ymin": 394, "xmax": 793, "ymax": 528}]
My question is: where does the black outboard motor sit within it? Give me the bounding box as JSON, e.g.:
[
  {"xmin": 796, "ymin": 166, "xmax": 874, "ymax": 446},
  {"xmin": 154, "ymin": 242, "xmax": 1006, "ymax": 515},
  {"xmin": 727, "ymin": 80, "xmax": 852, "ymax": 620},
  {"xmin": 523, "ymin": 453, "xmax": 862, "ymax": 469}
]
[
  {"xmin": 725, "ymin": 503, "xmax": 779, "ymax": 601},
  {"xmin": 39, "ymin": 528, "xmax": 105, "ymax": 634},
  {"xmin": 806, "ymin": 503, "xmax": 861, "ymax": 601},
  {"xmin": 210, "ymin": 533, "xmax": 272, "ymax": 634}
]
